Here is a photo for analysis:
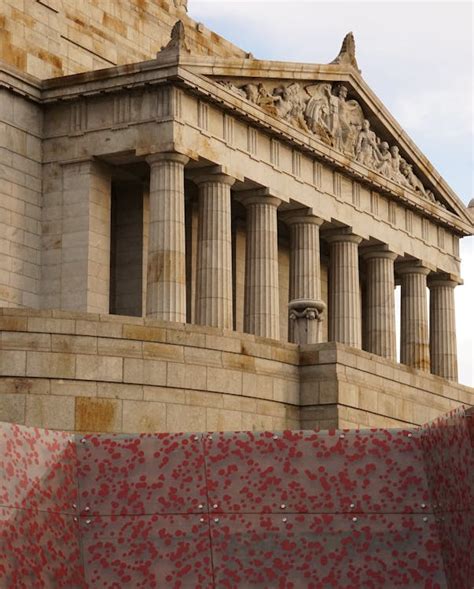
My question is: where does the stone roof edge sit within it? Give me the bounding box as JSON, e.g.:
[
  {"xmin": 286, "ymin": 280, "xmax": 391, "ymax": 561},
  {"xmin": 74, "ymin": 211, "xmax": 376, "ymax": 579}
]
[
  {"xmin": 0, "ymin": 62, "xmax": 42, "ymax": 101},
  {"xmin": 178, "ymin": 63, "xmax": 472, "ymax": 234},
  {"xmin": 1, "ymin": 56, "xmax": 472, "ymax": 235},
  {"xmin": 179, "ymin": 55, "xmax": 472, "ymax": 228}
]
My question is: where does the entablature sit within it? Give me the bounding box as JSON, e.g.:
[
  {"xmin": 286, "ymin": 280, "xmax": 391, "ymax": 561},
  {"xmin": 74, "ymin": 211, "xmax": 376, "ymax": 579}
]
[
  {"xmin": 13, "ymin": 50, "xmax": 467, "ymax": 238},
  {"xmin": 34, "ymin": 66, "xmax": 472, "ymax": 241}
]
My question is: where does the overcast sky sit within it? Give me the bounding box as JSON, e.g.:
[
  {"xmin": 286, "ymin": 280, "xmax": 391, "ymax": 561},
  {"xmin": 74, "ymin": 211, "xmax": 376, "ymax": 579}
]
[{"xmin": 190, "ymin": 0, "xmax": 473, "ymax": 385}]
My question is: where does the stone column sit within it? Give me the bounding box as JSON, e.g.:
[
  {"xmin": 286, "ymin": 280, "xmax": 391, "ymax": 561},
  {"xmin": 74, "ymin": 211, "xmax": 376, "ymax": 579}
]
[
  {"xmin": 242, "ymin": 191, "xmax": 281, "ymax": 339},
  {"xmin": 326, "ymin": 230, "xmax": 363, "ymax": 348},
  {"xmin": 362, "ymin": 248, "xmax": 397, "ymax": 360},
  {"xmin": 146, "ymin": 152, "xmax": 189, "ymax": 322},
  {"xmin": 398, "ymin": 262, "xmax": 430, "ymax": 371},
  {"xmin": 284, "ymin": 211, "xmax": 325, "ymax": 345},
  {"xmin": 428, "ymin": 274, "xmax": 459, "ymax": 381},
  {"xmin": 195, "ymin": 172, "xmax": 235, "ymax": 329}
]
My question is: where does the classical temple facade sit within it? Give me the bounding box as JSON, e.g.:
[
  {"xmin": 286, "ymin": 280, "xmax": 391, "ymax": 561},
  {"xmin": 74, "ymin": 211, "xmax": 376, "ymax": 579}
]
[{"xmin": 1, "ymin": 0, "xmax": 473, "ymax": 433}]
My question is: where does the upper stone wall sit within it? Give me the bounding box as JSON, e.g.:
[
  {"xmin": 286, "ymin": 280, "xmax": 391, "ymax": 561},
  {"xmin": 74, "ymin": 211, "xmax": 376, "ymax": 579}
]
[{"xmin": 0, "ymin": 0, "xmax": 246, "ymax": 79}]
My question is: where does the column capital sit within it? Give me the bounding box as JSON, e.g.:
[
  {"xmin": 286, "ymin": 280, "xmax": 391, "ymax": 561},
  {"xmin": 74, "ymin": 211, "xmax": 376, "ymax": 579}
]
[
  {"xmin": 361, "ymin": 245, "xmax": 398, "ymax": 262},
  {"xmin": 241, "ymin": 195, "xmax": 281, "ymax": 208},
  {"xmin": 323, "ymin": 227, "xmax": 363, "ymax": 245},
  {"xmin": 194, "ymin": 174, "xmax": 236, "ymax": 187},
  {"xmin": 281, "ymin": 209, "xmax": 324, "ymax": 227},
  {"xmin": 396, "ymin": 260, "xmax": 431, "ymax": 276},
  {"xmin": 238, "ymin": 188, "xmax": 281, "ymax": 208},
  {"xmin": 190, "ymin": 165, "xmax": 239, "ymax": 187},
  {"xmin": 146, "ymin": 152, "xmax": 189, "ymax": 166},
  {"xmin": 428, "ymin": 273, "xmax": 463, "ymax": 288}
]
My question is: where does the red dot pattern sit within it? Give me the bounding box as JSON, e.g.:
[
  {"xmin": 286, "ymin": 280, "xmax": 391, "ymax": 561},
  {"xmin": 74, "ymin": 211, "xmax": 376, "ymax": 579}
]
[
  {"xmin": 0, "ymin": 423, "xmax": 77, "ymax": 514},
  {"xmin": 204, "ymin": 429, "xmax": 430, "ymax": 514},
  {"xmin": 0, "ymin": 408, "xmax": 472, "ymax": 588},
  {"xmin": 0, "ymin": 507, "xmax": 85, "ymax": 589},
  {"xmin": 76, "ymin": 433, "xmax": 207, "ymax": 516},
  {"xmin": 421, "ymin": 406, "xmax": 474, "ymax": 587},
  {"xmin": 81, "ymin": 514, "xmax": 212, "ymax": 588},
  {"xmin": 210, "ymin": 513, "xmax": 446, "ymax": 588}
]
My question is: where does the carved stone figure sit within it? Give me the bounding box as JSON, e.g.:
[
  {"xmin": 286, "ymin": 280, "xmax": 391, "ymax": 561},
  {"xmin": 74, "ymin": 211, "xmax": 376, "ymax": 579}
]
[
  {"xmin": 327, "ymin": 87, "xmax": 344, "ymax": 151},
  {"xmin": 389, "ymin": 146, "xmax": 408, "ymax": 186},
  {"xmin": 375, "ymin": 141, "xmax": 392, "ymax": 178},
  {"xmin": 161, "ymin": 20, "xmax": 190, "ymax": 53},
  {"xmin": 400, "ymin": 160, "xmax": 426, "ymax": 195},
  {"xmin": 173, "ymin": 0, "xmax": 188, "ymax": 11},
  {"xmin": 242, "ymin": 83, "xmax": 279, "ymax": 116},
  {"xmin": 242, "ymin": 83, "xmax": 259, "ymax": 103},
  {"xmin": 304, "ymin": 83, "xmax": 334, "ymax": 144},
  {"xmin": 220, "ymin": 81, "xmax": 247, "ymax": 99},
  {"xmin": 425, "ymin": 189, "xmax": 437, "ymax": 203},
  {"xmin": 355, "ymin": 120, "xmax": 378, "ymax": 167},
  {"xmin": 305, "ymin": 83, "xmax": 363, "ymax": 152},
  {"xmin": 273, "ymin": 83, "xmax": 309, "ymax": 131},
  {"xmin": 334, "ymin": 85, "xmax": 364, "ymax": 155},
  {"xmin": 216, "ymin": 77, "xmax": 442, "ymax": 206}
]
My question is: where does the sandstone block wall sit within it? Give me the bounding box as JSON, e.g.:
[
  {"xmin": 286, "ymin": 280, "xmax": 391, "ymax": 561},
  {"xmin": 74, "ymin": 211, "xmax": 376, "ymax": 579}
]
[
  {"xmin": 1, "ymin": 308, "xmax": 472, "ymax": 434},
  {"xmin": 300, "ymin": 344, "xmax": 474, "ymax": 429},
  {"xmin": 0, "ymin": 89, "xmax": 42, "ymax": 309},
  {"xmin": 0, "ymin": 308, "xmax": 301, "ymax": 433},
  {"xmin": 0, "ymin": 0, "xmax": 246, "ymax": 79}
]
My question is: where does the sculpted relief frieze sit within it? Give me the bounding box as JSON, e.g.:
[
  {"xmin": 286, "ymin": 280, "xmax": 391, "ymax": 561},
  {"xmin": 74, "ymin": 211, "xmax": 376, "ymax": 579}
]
[{"xmin": 219, "ymin": 80, "xmax": 444, "ymax": 208}]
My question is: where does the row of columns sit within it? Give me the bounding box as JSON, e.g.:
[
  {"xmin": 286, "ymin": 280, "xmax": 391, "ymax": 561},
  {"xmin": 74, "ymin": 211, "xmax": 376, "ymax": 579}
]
[{"xmin": 145, "ymin": 152, "xmax": 458, "ymax": 381}]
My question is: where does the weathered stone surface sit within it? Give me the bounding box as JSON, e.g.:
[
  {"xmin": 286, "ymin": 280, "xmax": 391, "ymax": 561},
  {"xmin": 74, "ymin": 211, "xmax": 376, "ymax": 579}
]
[
  {"xmin": 0, "ymin": 1, "xmax": 246, "ymax": 79},
  {"xmin": 122, "ymin": 400, "xmax": 166, "ymax": 433},
  {"xmin": 25, "ymin": 394, "xmax": 75, "ymax": 430},
  {"xmin": 0, "ymin": 2, "xmax": 472, "ymax": 434},
  {"xmin": 0, "ymin": 393, "xmax": 25, "ymax": 423},
  {"xmin": 75, "ymin": 397, "xmax": 121, "ymax": 432},
  {"xmin": 11, "ymin": 312, "xmax": 438, "ymax": 431}
]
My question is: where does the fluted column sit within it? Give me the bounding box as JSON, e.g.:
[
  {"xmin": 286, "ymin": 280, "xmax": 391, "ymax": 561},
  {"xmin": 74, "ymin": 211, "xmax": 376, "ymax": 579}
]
[
  {"xmin": 195, "ymin": 172, "xmax": 235, "ymax": 329},
  {"xmin": 242, "ymin": 192, "xmax": 281, "ymax": 339},
  {"xmin": 146, "ymin": 152, "xmax": 189, "ymax": 321},
  {"xmin": 398, "ymin": 262, "xmax": 430, "ymax": 371},
  {"xmin": 429, "ymin": 274, "xmax": 459, "ymax": 381},
  {"xmin": 363, "ymin": 248, "xmax": 397, "ymax": 360},
  {"xmin": 284, "ymin": 211, "xmax": 325, "ymax": 344},
  {"xmin": 326, "ymin": 230, "xmax": 363, "ymax": 348}
]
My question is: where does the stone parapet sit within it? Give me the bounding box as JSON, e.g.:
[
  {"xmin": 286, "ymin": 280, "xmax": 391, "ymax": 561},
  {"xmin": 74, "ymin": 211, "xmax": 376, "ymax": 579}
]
[
  {"xmin": 1, "ymin": 309, "xmax": 473, "ymax": 434},
  {"xmin": 0, "ymin": 308, "xmax": 300, "ymax": 433},
  {"xmin": 300, "ymin": 342, "xmax": 474, "ymax": 430}
]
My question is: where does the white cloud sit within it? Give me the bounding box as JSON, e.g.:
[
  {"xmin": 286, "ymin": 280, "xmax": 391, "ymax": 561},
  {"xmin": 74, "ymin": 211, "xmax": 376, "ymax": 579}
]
[{"xmin": 393, "ymin": 77, "xmax": 473, "ymax": 140}]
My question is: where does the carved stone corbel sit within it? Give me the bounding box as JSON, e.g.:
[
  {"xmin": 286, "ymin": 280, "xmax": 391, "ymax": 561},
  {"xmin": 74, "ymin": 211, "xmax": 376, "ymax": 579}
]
[{"xmin": 288, "ymin": 298, "xmax": 326, "ymax": 345}]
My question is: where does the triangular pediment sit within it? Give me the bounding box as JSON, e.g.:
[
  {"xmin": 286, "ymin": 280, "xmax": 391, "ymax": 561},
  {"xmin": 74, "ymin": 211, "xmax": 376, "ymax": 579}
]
[{"xmin": 168, "ymin": 48, "xmax": 472, "ymax": 231}]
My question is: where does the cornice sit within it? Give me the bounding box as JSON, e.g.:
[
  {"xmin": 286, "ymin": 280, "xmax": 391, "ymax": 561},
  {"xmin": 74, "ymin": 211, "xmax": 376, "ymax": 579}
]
[
  {"xmin": 175, "ymin": 67, "xmax": 473, "ymax": 236},
  {"xmin": 1, "ymin": 54, "xmax": 472, "ymax": 236},
  {"xmin": 181, "ymin": 57, "xmax": 471, "ymax": 229},
  {"xmin": 0, "ymin": 63, "xmax": 42, "ymax": 101}
]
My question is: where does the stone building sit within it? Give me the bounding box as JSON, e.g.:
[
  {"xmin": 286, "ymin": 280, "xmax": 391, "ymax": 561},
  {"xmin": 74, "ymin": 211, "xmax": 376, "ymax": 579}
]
[{"xmin": 1, "ymin": 0, "xmax": 473, "ymax": 433}]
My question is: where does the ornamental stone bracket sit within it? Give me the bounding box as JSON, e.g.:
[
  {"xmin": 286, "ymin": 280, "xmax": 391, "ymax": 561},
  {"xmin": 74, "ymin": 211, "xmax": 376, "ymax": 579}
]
[{"xmin": 289, "ymin": 298, "xmax": 326, "ymax": 346}]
